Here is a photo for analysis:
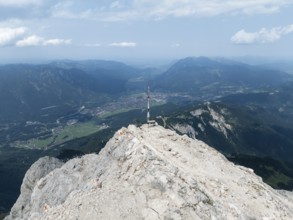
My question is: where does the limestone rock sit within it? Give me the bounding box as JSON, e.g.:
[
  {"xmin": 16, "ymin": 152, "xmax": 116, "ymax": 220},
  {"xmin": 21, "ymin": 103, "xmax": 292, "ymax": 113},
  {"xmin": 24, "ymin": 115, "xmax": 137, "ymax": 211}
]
[
  {"xmin": 6, "ymin": 125, "xmax": 293, "ymax": 220},
  {"xmin": 5, "ymin": 156, "xmax": 63, "ymax": 220}
]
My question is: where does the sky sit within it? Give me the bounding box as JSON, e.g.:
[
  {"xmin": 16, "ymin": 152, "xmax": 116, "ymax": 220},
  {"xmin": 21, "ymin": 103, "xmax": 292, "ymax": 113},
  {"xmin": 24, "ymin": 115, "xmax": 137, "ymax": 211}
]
[{"xmin": 0, "ymin": 0, "xmax": 293, "ymax": 63}]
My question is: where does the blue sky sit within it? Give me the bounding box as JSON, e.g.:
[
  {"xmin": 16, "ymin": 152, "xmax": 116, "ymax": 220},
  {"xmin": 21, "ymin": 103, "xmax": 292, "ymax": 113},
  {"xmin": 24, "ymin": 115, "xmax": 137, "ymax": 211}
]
[{"xmin": 0, "ymin": 0, "xmax": 293, "ymax": 63}]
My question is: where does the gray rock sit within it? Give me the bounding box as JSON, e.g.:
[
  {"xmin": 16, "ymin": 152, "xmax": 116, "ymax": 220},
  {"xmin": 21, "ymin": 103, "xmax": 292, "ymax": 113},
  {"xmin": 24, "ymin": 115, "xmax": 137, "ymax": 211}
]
[
  {"xmin": 6, "ymin": 124, "xmax": 293, "ymax": 220},
  {"xmin": 5, "ymin": 156, "xmax": 63, "ymax": 220}
]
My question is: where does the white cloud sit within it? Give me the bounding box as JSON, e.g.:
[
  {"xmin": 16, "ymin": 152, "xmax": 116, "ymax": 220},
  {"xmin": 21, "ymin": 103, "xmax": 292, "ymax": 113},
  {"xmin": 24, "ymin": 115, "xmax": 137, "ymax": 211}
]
[
  {"xmin": 16, "ymin": 35, "xmax": 43, "ymax": 46},
  {"xmin": 0, "ymin": 25, "xmax": 72, "ymax": 47},
  {"xmin": 16, "ymin": 35, "xmax": 72, "ymax": 47},
  {"xmin": 1, "ymin": 0, "xmax": 292, "ymax": 23},
  {"xmin": 141, "ymin": 0, "xmax": 292, "ymax": 18},
  {"xmin": 109, "ymin": 42, "xmax": 137, "ymax": 47},
  {"xmin": 0, "ymin": 27, "xmax": 27, "ymax": 46},
  {"xmin": 0, "ymin": 19, "xmax": 24, "ymax": 28},
  {"xmin": 50, "ymin": 2, "xmax": 77, "ymax": 19},
  {"xmin": 231, "ymin": 24, "xmax": 293, "ymax": 44},
  {"xmin": 43, "ymin": 38, "xmax": 72, "ymax": 46},
  {"xmin": 110, "ymin": 1, "xmax": 123, "ymax": 9},
  {"xmin": 0, "ymin": 0, "xmax": 42, "ymax": 7},
  {"xmin": 51, "ymin": 0, "xmax": 293, "ymax": 21}
]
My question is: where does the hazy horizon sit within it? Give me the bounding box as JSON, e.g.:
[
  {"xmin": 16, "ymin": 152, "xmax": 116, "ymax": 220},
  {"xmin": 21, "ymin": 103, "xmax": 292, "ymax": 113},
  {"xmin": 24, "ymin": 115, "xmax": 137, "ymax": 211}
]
[{"xmin": 1, "ymin": 55, "xmax": 293, "ymax": 69}]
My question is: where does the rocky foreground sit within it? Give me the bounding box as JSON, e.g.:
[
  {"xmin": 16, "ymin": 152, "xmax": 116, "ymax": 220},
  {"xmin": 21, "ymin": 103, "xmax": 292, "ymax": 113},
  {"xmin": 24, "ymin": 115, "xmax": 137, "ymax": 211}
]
[{"xmin": 6, "ymin": 124, "xmax": 293, "ymax": 220}]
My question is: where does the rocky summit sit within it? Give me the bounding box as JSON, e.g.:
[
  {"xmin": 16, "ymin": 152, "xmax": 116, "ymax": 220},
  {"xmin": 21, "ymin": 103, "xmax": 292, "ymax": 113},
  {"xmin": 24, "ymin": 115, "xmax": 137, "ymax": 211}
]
[{"xmin": 5, "ymin": 124, "xmax": 293, "ymax": 220}]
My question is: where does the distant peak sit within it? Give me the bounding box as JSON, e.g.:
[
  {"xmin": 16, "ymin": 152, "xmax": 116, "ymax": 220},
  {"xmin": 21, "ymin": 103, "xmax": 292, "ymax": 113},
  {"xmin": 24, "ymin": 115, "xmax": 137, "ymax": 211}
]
[{"xmin": 171, "ymin": 56, "xmax": 222, "ymax": 69}]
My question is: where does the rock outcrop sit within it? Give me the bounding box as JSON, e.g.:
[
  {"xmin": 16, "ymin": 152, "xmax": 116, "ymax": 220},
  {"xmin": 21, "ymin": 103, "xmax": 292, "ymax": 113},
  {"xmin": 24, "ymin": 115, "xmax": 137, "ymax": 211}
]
[
  {"xmin": 5, "ymin": 157, "xmax": 63, "ymax": 220},
  {"xmin": 6, "ymin": 124, "xmax": 293, "ymax": 219}
]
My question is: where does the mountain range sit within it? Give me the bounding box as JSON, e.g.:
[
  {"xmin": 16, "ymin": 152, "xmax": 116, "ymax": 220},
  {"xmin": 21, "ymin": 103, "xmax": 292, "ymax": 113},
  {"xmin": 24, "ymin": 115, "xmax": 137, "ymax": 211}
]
[
  {"xmin": 1, "ymin": 56, "xmax": 293, "ymax": 218},
  {"xmin": 0, "ymin": 61, "xmax": 145, "ymax": 123},
  {"xmin": 154, "ymin": 57, "xmax": 293, "ymax": 97},
  {"xmin": 1, "ymin": 57, "xmax": 292, "ymax": 123}
]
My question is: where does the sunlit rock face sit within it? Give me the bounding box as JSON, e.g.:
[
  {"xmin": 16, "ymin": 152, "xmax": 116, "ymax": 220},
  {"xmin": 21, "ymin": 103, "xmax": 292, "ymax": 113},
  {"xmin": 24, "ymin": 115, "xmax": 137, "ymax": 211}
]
[{"xmin": 6, "ymin": 124, "xmax": 293, "ymax": 220}]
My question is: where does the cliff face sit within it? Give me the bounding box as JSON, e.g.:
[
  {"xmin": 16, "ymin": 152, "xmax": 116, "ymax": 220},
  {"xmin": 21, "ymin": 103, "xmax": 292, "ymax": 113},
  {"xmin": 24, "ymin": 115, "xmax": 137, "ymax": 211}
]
[
  {"xmin": 6, "ymin": 125, "xmax": 293, "ymax": 220},
  {"xmin": 5, "ymin": 157, "xmax": 64, "ymax": 220}
]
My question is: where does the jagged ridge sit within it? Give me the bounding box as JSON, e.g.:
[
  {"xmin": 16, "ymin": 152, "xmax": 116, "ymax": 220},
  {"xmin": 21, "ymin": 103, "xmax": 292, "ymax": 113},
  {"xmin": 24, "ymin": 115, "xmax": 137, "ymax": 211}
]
[{"xmin": 6, "ymin": 125, "xmax": 293, "ymax": 220}]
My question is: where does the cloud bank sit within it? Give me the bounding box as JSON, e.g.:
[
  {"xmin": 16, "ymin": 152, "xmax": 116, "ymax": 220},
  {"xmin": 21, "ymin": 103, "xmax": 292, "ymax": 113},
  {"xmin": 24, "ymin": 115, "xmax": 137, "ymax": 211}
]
[
  {"xmin": 16, "ymin": 35, "xmax": 71, "ymax": 47},
  {"xmin": 50, "ymin": 0, "xmax": 292, "ymax": 21},
  {"xmin": 231, "ymin": 24, "xmax": 293, "ymax": 44},
  {"xmin": 0, "ymin": 27, "xmax": 27, "ymax": 46},
  {"xmin": 109, "ymin": 42, "xmax": 137, "ymax": 47},
  {"xmin": 0, "ymin": 26, "xmax": 71, "ymax": 47},
  {"xmin": 1, "ymin": 0, "xmax": 289, "ymax": 21},
  {"xmin": 0, "ymin": 0, "xmax": 41, "ymax": 7}
]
